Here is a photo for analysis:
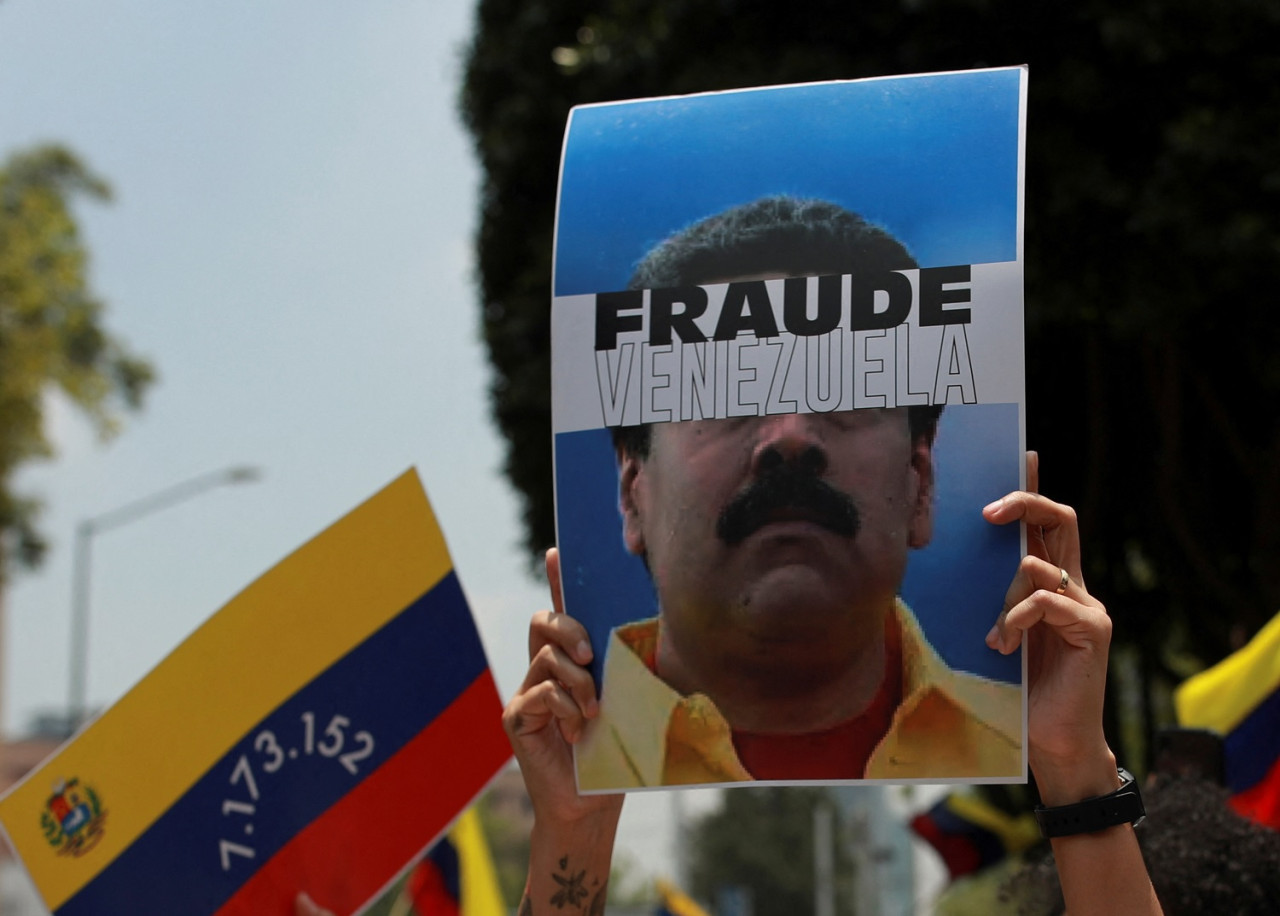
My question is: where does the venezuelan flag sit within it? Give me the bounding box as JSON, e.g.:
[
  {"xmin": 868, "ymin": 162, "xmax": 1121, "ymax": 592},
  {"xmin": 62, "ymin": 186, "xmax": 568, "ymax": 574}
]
[
  {"xmin": 909, "ymin": 790, "xmax": 1040, "ymax": 880},
  {"xmin": 1175, "ymin": 611, "xmax": 1280, "ymax": 829},
  {"xmin": 0, "ymin": 470, "xmax": 512, "ymax": 914},
  {"xmin": 401, "ymin": 837, "xmax": 461, "ymax": 916},
  {"xmin": 654, "ymin": 879, "xmax": 711, "ymax": 916}
]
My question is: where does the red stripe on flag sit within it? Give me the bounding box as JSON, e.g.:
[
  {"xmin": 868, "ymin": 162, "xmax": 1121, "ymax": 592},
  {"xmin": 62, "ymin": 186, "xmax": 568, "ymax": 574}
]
[
  {"xmin": 214, "ymin": 670, "xmax": 510, "ymax": 916},
  {"xmin": 909, "ymin": 811, "xmax": 983, "ymax": 879},
  {"xmin": 1230, "ymin": 753, "xmax": 1280, "ymax": 830},
  {"xmin": 407, "ymin": 854, "xmax": 461, "ymax": 916}
]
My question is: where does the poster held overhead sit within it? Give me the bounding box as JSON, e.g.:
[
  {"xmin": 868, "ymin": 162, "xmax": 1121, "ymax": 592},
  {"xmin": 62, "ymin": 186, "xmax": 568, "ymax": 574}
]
[{"xmin": 550, "ymin": 67, "xmax": 1029, "ymax": 792}]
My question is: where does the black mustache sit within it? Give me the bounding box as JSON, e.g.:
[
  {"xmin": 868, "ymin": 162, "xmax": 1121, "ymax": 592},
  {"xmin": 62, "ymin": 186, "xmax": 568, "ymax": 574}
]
[{"xmin": 715, "ymin": 465, "xmax": 860, "ymax": 546}]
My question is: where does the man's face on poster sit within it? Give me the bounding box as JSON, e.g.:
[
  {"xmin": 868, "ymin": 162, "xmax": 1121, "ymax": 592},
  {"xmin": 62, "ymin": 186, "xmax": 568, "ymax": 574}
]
[{"xmin": 618, "ymin": 406, "xmax": 935, "ymax": 673}]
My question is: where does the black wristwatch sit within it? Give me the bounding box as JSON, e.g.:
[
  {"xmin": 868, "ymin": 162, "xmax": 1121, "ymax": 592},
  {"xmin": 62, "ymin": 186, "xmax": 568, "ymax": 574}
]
[{"xmin": 1034, "ymin": 767, "xmax": 1146, "ymax": 838}]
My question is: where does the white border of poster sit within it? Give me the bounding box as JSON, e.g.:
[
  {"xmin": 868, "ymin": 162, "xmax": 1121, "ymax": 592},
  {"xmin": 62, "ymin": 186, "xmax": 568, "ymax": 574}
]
[{"xmin": 551, "ymin": 67, "xmax": 1028, "ymax": 791}]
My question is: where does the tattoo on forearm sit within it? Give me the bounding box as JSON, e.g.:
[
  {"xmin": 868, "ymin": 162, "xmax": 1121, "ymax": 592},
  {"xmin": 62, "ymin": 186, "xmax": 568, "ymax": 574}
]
[
  {"xmin": 545, "ymin": 855, "xmax": 606, "ymax": 911},
  {"xmin": 550, "ymin": 855, "xmax": 589, "ymax": 908}
]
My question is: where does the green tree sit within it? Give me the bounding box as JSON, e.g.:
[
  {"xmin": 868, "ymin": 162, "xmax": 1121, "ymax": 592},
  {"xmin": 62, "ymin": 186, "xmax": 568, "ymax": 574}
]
[
  {"xmin": 460, "ymin": 0, "xmax": 1280, "ymax": 763},
  {"xmin": 687, "ymin": 786, "xmax": 854, "ymax": 916},
  {"xmin": 0, "ymin": 144, "xmax": 155, "ymax": 583}
]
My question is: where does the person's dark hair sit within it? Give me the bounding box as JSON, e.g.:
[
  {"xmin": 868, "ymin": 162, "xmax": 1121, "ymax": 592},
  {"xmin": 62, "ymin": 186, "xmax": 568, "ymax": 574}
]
[
  {"xmin": 1004, "ymin": 775, "xmax": 1280, "ymax": 916},
  {"xmin": 611, "ymin": 195, "xmax": 942, "ymax": 458},
  {"xmin": 628, "ymin": 195, "xmax": 919, "ymax": 290}
]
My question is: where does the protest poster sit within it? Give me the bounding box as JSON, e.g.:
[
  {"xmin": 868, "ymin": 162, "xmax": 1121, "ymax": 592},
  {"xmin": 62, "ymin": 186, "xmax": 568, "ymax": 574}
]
[
  {"xmin": 0, "ymin": 470, "xmax": 511, "ymax": 914},
  {"xmin": 550, "ymin": 67, "xmax": 1029, "ymax": 791}
]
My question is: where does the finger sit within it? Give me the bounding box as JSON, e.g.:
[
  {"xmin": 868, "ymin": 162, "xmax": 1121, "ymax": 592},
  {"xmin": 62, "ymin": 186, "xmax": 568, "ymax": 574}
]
[
  {"xmin": 527, "ymin": 609, "xmax": 593, "ymax": 667},
  {"xmin": 545, "ymin": 547, "xmax": 566, "ymax": 616},
  {"xmin": 995, "ymin": 587, "xmax": 1112, "ymax": 658},
  {"xmin": 505, "ymin": 678, "xmax": 590, "ymax": 744},
  {"xmin": 1002, "ymin": 554, "xmax": 1081, "ymax": 608},
  {"xmin": 988, "ymin": 555, "xmax": 1069, "ymax": 653},
  {"xmin": 982, "ymin": 490, "xmax": 1075, "ymax": 534},
  {"xmin": 1003, "ymin": 592, "xmax": 1111, "ymax": 650},
  {"xmin": 982, "ymin": 491, "xmax": 1082, "ymax": 575},
  {"xmin": 521, "ymin": 641, "xmax": 599, "ymax": 717},
  {"xmin": 988, "ymin": 556, "xmax": 1101, "ymax": 654}
]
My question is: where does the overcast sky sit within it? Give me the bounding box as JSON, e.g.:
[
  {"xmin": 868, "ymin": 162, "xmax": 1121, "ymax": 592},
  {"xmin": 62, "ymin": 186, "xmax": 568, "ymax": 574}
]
[{"xmin": 0, "ymin": 0, "xmax": 723, "ymax": 890}]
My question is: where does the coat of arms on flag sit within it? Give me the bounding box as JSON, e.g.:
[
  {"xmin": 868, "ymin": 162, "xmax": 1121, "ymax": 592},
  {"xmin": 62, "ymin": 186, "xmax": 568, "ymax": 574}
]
[{"xmin": 41, "ymin": 778, "xmax": 107, "ymax": 859}]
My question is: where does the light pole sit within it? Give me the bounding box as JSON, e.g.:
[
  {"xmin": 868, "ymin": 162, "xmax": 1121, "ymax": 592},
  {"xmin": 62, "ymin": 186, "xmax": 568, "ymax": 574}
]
[{"xmin": 67, "ymin": 465, "xmax": 261, "ymax": 727}]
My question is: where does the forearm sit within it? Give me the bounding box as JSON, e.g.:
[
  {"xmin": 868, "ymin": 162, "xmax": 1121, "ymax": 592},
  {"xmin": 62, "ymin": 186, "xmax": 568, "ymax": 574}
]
[
  {"xmin": 520, "ymin": 802, "xmax": 623, "ymax": 916},
  {"xmin": 1034, "ymin": 751, "xmax": 1162, "ymax": 916},
  {"xmin": 1047, "ymin": 827, "xmax": 1160, "ymax": 916}
]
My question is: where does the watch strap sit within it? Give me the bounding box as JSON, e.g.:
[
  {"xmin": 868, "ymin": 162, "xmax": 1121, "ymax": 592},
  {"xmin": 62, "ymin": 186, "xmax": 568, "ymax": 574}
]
[{"xmin": 1034, "ymin": 766, "xmax": 1146, "ymax": 838}]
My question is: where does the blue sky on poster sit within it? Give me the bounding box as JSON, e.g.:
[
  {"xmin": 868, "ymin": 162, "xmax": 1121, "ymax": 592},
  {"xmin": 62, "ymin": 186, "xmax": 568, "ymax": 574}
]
[
  {"xmin": 554, "ymin": 69, "xmax": 1023, "ymax": 295},
  {"xmin": 0, "ymin": 0, "xmax": 722, "ymax": 885}
]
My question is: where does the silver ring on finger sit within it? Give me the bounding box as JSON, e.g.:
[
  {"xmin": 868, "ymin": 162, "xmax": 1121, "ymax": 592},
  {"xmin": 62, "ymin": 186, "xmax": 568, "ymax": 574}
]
[{"xmin": 1055, "ymin": 567, "xmax": 1070, "ymax": 595}]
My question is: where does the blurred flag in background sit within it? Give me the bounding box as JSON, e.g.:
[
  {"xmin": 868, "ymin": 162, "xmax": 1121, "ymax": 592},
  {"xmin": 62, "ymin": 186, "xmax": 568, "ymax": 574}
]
[
  {"xmin": 1176, "ymin": 610, "xmax": 1280, "ymax": 829},
  {"xmin": 910, "ymin": 789, "xmax": 1040, "ymax": 881},
  {"xmin": 654, "ymin": 878, "xmax": 711, "ymax": 916}
]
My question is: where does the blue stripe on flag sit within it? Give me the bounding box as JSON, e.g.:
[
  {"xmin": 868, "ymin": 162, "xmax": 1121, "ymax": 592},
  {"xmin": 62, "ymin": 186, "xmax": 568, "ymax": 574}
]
[
  {"xmin": 1224, "ymin": 687, "xmax": 1280, "ymax": 795},
  {"xmin": 929, "ymin": 803, "xmax": 1005, "ymax": 868}
]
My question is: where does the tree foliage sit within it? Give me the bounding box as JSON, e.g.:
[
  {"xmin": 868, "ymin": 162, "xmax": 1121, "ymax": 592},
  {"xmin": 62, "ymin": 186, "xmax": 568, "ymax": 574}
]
[
  {"xmin": 0, "ymin": 144, "xmax": 155, "ymax": 582},
  {"xmin": 687, "ymin": 786, "xmax": 853, "ymax": 916},
  {"xmin": 460, "ymin": 0, "xmax": 1280, "ymax": 757}
]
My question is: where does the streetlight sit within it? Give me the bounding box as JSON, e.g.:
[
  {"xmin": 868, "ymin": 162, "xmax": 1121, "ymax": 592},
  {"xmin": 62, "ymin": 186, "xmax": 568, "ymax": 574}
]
[{"xmin": 67, "ymin": 465, "xmax": 262, "ymax": 726}]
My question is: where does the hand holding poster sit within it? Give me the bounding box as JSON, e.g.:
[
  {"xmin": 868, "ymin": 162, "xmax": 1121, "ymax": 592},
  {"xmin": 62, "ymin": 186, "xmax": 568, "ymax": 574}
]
[
  {"xmin": 0, "ymin": 470, "xmax": 511, "ymax": 914},
  {"xmin": 551, "ymin": 68, "xmax": 1029, "ymax": 791}
]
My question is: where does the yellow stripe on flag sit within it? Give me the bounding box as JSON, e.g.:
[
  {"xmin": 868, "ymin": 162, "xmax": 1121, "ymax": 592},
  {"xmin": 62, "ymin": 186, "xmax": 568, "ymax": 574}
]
[
  {"xmin": 1175, "ymin": 611, "xmax": 1280, "ymax": 734},
  {"xmin": 0, "ymin": 470, "xmax": 451, "ymax": 910},
  {"xmin": 656, "ymin": 879, "xmax": 712, "ymax": 916},
  {"xmin": 944, "ymin": 791, "xmax": 1040, "ymax": 856},
  {"xmin": 453, "ymin": 807, "xmax": 505, "ymax": 916}
]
